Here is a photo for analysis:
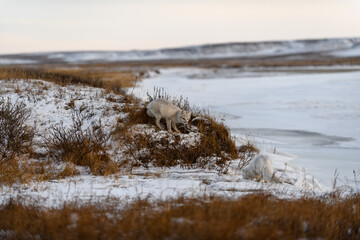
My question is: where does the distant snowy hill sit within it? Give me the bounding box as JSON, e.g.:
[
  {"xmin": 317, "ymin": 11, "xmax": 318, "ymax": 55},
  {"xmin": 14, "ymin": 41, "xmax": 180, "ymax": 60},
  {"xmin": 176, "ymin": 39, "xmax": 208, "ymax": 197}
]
[{"xmin": 1, "ymin": 38, "xmax": 360, "ymax": 64}]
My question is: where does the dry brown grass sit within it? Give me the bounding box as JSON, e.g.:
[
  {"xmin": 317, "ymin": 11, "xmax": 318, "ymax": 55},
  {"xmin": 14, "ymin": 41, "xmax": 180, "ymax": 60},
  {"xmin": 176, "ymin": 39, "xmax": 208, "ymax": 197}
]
[
  {"xmin": 0, "ymin": 158, "xmax": 63, "ymax": 185},
  {"xmin": 192, "ymin": 116, "xmax": 238, "ymax": 160},
  {"xmin": 237, "ymin": 142, "xmax": 260, "ymax": 170},
  {"xmin": 0, "ymin": 67, "xmax": 139, "ymax": 94},
  {"xmin": 113, "ymin": 90, "xmax": 239, "ymax": 172},
  {"xmin": 44, "ymin": 110, "xmax": 119, "ymax": 176},
  {"xmin": 0, "ymin": 98, "xmax": 34, "ymax": 162},
  {"xmin": 0, "ymin": 98, "xmax": 54, "ymax": 185},
  {"xmin": 1, "ymin": 193, "xmax": 359, "ymax": 239},
  {"xmin": 56, "ymin": 55, "xmax": 360, "ymax": 69},
  {"xmin": 0, "ymin": 68, "xmax": 103, "ymax": 88},
  {"xmin": 48, "ymin": 68, "xmax": 139, "ymax": 89}
]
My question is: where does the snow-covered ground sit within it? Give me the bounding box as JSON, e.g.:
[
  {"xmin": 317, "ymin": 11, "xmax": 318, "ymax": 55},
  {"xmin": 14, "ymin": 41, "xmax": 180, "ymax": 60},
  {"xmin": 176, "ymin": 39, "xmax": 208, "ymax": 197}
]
[
  {"xmin": 132, "ymin": 67, "xmax": 360, "ymax": 188},
  {"xmin": 0, "ymin": 77, "xmax": 334, "ymax": 208},
  {"xmin": 0, "ymin": 58, "xmax": 38, "ymax": 65},
  {"xmin": 1, "ymin": 156, "xmax": 326, "ymax": 208}
]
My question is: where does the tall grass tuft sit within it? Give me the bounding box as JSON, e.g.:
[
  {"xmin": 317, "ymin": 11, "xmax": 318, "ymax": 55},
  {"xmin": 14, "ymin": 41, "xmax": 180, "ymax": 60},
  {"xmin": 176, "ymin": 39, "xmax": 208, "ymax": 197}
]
[
  {"xmin": 44, "ymin": 109, "xmax": 118, "ymax": 176},
  {"xmin": 237, "ymin": 141, "xmax": 260, "ymax": 170},
  {"xmin": 0, "ymin": 98, "xmax": 34, "ymax": 162}
]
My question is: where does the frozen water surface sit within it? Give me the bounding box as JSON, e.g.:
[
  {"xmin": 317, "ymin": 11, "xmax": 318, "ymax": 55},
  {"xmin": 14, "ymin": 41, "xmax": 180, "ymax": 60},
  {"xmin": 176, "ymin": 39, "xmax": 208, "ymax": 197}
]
[{"xmin": 133, "ymin": 67, "xmax": 360, "ymax": 187}]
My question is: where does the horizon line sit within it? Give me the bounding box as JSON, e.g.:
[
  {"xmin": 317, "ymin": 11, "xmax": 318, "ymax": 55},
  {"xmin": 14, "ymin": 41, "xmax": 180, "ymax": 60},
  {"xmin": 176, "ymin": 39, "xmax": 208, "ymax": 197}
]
[{"xmin": 1, "ymin": 36, "xmax": 359, "ymax": 56}]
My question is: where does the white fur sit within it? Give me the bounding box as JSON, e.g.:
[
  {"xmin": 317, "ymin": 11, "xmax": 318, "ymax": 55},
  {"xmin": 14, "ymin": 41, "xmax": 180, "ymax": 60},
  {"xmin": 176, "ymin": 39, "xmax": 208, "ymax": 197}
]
[
  {"xmin": 242, "ymin": 154, "xmax": 281, "ymax": 183},
  {"xmin": 146, "ymin": 99, "xmax": 191, "ymax": 133}
]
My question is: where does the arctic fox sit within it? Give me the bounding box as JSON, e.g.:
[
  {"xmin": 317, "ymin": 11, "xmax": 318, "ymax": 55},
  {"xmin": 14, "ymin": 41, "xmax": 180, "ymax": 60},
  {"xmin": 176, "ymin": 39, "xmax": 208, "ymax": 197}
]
[
  {"xmin": 242, "ymin": 154, "xmax": 281, "ymax": 183},
  {"xmin": 146, "ymin": 99, "xmax": 191, "ymax": 133}
]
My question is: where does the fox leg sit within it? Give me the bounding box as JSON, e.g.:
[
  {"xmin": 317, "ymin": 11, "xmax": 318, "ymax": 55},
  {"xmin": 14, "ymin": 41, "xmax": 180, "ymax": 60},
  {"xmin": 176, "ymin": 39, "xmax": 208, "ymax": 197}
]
[
  {"xmin": 171, "ymin": 122, "xmax": 181, "ymax": 133},
  {"xmin": 166, "ymin": 119, "xmax": 173, "ymax": 133},
  {"xmin": 155, "ymin": 115, "xmax": 165, "ymax": 130},
  {"xmin": 146, "ymin": 108, "xmax": 154, "ymax": 117}
]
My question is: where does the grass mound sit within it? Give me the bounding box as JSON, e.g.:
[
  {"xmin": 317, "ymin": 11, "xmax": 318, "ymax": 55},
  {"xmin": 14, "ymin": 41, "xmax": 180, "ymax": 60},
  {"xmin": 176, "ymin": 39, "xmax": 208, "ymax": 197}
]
[{"xmin": 115, "ymin": 88, "xmax": 241, "ymax": 172}]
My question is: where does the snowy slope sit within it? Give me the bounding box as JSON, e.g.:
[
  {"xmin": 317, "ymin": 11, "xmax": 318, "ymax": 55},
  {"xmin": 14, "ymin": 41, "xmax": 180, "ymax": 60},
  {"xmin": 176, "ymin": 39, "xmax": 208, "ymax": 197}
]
[{"xmin": 0, "ymin": 78, "xmax": 331, "ymax": 208}]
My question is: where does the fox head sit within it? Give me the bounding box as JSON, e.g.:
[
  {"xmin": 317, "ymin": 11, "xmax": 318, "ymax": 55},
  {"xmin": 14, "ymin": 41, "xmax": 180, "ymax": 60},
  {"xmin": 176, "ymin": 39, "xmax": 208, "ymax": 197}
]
[{"xmin": 180, "ymin": 110, "xmax": 192, "ymax": 124}]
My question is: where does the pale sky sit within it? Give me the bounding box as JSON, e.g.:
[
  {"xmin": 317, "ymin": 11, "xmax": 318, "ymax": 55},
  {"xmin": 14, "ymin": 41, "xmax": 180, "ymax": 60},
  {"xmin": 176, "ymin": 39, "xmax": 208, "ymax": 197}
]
[{"xmin": 1, "ymin": 0, "xmax": 360, "ymax": 54}]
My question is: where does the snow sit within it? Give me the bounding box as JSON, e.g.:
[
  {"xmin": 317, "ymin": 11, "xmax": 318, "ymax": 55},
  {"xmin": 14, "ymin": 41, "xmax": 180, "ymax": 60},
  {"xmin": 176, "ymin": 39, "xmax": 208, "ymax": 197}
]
[
  {"xmin": 45, "ymin": 38, "xmax": 360, "ymax": 62},
  {"xmin": 0, "ymin": 79, "xmax": 127, "ymax": 161},
  {"xmin": 331, "ymin": 45, "xmax": 360, "ymax": 57},
  {"xmin": 130, "ymin": 124, "xmax": 201, "ymax": 147},
  {"xmin": 132, "ymin": 67, "xmax": 360, "ymax": 188},
  {"xmin": 43, "ymin": 38, "xmax": 360, "ymax": 63},
  {"xmin": 0, "ymin": 157, "xmax": 327, "ymax": 208},
  {"xmin": 0, "ymin": 77, "xmax": 337, "ymax": 208},
  {"xmin": 0, "ymin": 58, "xmax": 38, "ymax": 65}
]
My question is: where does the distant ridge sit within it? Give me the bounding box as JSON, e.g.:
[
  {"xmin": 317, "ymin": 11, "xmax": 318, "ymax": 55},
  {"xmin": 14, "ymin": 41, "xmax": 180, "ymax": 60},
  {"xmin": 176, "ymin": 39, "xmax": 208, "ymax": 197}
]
[{"xmin": 1, "ymin": 37, "xmax": 360, "ymax": 65}]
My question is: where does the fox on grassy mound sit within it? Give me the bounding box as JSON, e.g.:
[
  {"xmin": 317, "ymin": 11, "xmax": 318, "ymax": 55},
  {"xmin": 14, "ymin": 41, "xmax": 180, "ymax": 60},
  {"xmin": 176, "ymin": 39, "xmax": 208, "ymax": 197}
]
[{"xmin": 146, "ymin": 99, "xmax": 191, "ymax": 133}]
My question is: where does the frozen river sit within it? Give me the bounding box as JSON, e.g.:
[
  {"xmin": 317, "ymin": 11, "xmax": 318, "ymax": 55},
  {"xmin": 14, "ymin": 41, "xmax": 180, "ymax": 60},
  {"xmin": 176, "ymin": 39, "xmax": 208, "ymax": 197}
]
[{"xmin": 132, "ymin": 67, "xmax": 360, "ymax": 188}]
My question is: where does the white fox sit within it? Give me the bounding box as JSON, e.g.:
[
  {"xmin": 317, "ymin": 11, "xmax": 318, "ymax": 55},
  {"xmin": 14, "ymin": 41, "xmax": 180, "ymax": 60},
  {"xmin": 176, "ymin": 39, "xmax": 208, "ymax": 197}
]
[
  {"xmin": 146, "ymin": 99, "xmax": 191, "ymax": 133},
  {"xmin": 242, "ymin": 154, "xmax": 281, "ymax": 183}
]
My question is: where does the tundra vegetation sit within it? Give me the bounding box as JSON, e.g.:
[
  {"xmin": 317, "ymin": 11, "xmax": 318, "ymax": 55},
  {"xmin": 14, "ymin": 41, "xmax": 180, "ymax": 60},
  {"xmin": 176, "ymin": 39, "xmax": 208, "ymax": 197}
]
[
  {"xmin": 1, "ymin": 193, "xmax": 359, "ymax": 239},
  {"xmin": 0, "ymin": 67, "xmax": 245, "ymax": 184},
  {"xmin": 0, "ymin": 67, "xmax": 358, "ymax": 239}
]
